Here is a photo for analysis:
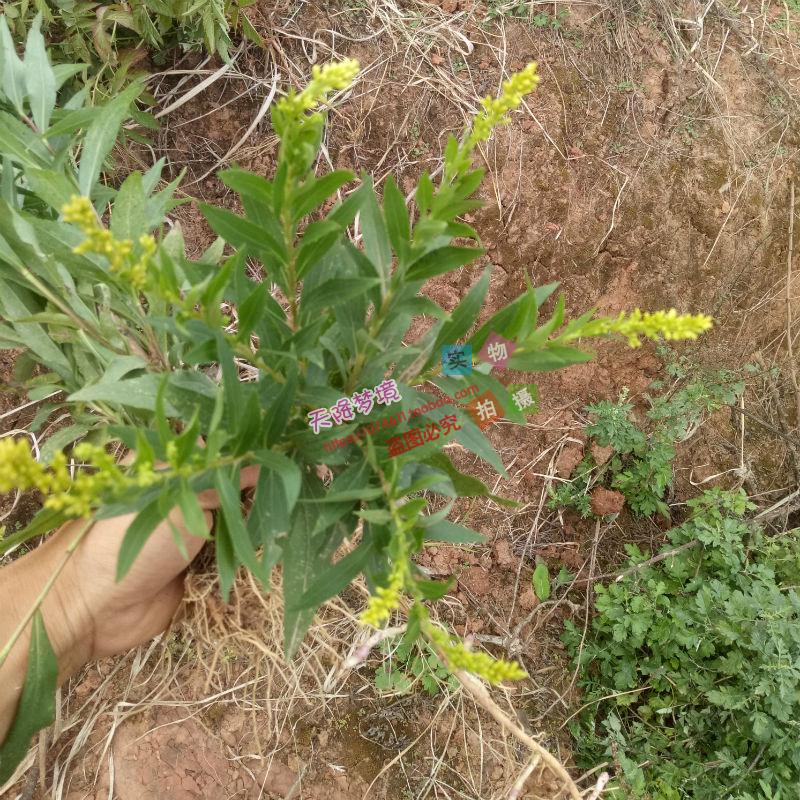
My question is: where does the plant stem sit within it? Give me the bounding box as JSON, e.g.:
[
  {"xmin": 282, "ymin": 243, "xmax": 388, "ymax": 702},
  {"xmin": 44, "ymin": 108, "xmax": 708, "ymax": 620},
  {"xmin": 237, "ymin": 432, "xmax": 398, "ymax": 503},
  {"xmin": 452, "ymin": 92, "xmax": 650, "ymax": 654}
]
[
  {"xmin": 786, "ymin": 181, "xmax": 800, "ymax": 430},
  {"xmin": 345, "ymin": 287, "xmax": 395, "ymax": 395},
  {"xmin": 450, "ymin": 667, "xmax": 583, "ymax": 800},
  {"xmin": 17, "ymin": 265, "xmax": 127, "ymax": 356}
]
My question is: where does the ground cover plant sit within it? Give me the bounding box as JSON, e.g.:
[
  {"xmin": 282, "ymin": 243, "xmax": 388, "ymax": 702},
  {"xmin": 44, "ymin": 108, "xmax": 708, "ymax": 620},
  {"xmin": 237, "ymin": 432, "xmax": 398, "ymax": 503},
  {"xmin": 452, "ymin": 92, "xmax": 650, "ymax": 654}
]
[
  {"xmin": 0, "ymin": 13, "xmax": 717, "ymax": 788},
  {"xmin": 565, "ymin": 489, "xmax": 800, "ymax": 800},
  {"xmin": 549, "ymin": 363, "xmax": 744, "ymax": 519}
]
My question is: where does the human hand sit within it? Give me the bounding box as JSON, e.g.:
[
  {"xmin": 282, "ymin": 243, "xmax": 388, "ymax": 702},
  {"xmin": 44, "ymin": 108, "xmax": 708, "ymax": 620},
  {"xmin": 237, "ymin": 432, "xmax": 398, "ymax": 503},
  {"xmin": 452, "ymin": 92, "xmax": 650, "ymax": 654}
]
[
  {"xmin": 49, "ymin": 465, "xmax": 261, "ymax": 665},
  {"xmin": 0, "ymin": 464, "xmax": 259, "ymax": 741}
]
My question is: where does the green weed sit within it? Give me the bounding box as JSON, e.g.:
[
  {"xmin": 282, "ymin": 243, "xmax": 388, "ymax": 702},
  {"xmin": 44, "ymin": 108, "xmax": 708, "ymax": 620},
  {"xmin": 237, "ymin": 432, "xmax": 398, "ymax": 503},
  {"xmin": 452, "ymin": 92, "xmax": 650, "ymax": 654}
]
[
  {"xmin": 375, "ymin": 637, "xmax": 459, "ymax": 696},
  {"xmin": 565, "ymin": 489, "xmax": 800, "ymax": 799},
  {"xmin": 549, "ymin": 362, "xmax": 743, "ymax": 519},
  {"xmin": 3, "ymin": 0, "xmax": 261, "ymax": 94}
]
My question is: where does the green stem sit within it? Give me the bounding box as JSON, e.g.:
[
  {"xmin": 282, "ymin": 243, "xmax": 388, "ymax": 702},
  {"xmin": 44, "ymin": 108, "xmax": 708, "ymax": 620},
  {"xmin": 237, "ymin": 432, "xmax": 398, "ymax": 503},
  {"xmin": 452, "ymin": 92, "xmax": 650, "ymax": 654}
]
[
  {"xmin": 17, "ymin": 265, "xmax": 128, "ymax": 356},
  {"xmin": 232, "ymin": 342, "xmax": 287, "ymax": 385},
  {"xmin": 345, "ymin": 287, "xmax": 396, "ymax": 395}
]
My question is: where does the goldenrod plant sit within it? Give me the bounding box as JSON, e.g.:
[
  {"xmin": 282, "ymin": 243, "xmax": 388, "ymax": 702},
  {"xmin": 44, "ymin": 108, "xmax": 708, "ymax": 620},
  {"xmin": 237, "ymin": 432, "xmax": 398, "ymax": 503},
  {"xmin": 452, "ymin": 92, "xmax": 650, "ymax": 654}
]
[{"xmin": 0, "ymin": 35, "xmax": 713, "ymax": 777}]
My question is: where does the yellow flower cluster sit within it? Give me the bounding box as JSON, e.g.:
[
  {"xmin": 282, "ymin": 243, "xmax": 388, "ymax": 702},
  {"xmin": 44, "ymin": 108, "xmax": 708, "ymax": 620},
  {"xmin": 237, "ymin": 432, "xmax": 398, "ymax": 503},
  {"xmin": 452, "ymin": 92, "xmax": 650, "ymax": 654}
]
[
  {"xmin": 429, "ymin": 627, "xmax": 528, "ymax": 684},
  {"xmin": 577, "ymin": 309, "xmax": 714, "ymax": 348},
  {"xmin": 360, "ymin": 560, "xmax": 404, "ymax": 627},
  {"xmin": 0, "ymin": 438, "xmax": 157, "ymax": 519},
  {"xmin": 278, "ymin": 59, "xmax": 360, "ymax": 117},
  {"xmin": 467, "ymin": 63, "xmax": 540, "ymax": 146},
  {"xmin": 62, "ymin": 196, "xmax": 156, "ymax": 291}
]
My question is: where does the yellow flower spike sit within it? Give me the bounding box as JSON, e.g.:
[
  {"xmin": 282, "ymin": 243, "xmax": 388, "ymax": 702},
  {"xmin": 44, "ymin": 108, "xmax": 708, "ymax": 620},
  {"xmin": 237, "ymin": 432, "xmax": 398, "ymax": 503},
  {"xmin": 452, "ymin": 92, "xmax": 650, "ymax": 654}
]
[
  {"xmin": 278, "ymin": 59, "xmax": 360, "ymax": 118},
  {"xmin": 360, "ymin": 561, "xmax": 405, "ymax": 627},
  {"xmin": 139, "ymin": 234, "xmax": 157, "ymax": 256},
  {"xmin": 60, "ymin": 196, "xmax": 155, "ymax": 292},
  {"xmin": 467, "ymin": 63, "xmax": 540, "ymax": 148},
  {"xmin": 0, "ymin": 437, "xmax": 46, "ymax": 493},
  {"xmin": 165, "ymin": 441, "xmax": 179, "ymax": 468},
  {"xmin": 443, "ymin": 63, "xmax": 540, "ymax": 182},
  {"xmin": 574, "ymin": 309, "xmax": 713, "ymax": 348},
  {"xmin": 428, "ymin": 627, "xmax": 528, "ymax": 684},
  {"xmin": 61, "ymin": 195, "xmax": 96, "ymax": 230},
  {"xmin": 0, "ymin": 438, "xmax": 152, "ymax": 520}
]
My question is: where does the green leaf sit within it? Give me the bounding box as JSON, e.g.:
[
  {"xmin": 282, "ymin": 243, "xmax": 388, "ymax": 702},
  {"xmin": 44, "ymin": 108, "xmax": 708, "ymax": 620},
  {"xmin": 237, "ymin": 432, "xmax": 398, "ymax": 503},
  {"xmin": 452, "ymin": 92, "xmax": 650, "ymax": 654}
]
[
  {"xmin": 468, "ymin": 282, "xmax": 559, "ymax": 351},
  {"xmin": 0, "ymin": 507, "xmax": 67, "ymax": 557},
  {"xmin": 383, "ymin": 175, "xmax": 410, "ymax": 260},
  {"xmin": 111, "ymin": 171, "xmax": 147, "ymax": 240},
  {"xmin": 374, "ymin": 665, "xmax": 393, "ymax": 691},
  {"xmin": 39, "ymin": 423, "xmax": 90, "ymax": 462},
  {"xmin": 415, "ymin": 171, "xmax": 433, "ymax": 215},
  {"xmin": 291, "ymin": 169, "xmax": 355, "ymax": 221},
  {"xmin": 0, "ymin": 111, "xmax": 51, "ymax": 169},
  {"xmin": 218, "ymin": 169, "xmax": 273, "ymax": 214},
  {"xmin": 300, "ymin": 277, "xmax": 379, "ymax": 319},
  {"xmin": 521, "ymin": 294, "xmax": 566, "ymax": 349},
  {"xmin": 453, "ymin": 414, "xmax": 508, "ymax": 478},
  {"xmin": 282, "ymin": 490, "xmax": 320, "ymax": 657},
  {"xmin": 326, "ymin": 181, "xmax": 370, "ymax": 227},
  {"xmin": 0, "ymin": 612, "xmax": 58, "ymax": 785},
  {"xmin": 25, "ymin": 169, "xmax": 77, "ymax": 211},
  {"xmin": 359, "ymin": 175, "xmax": 392, "ymax": 296},
  {"xmin": 295, "ymin": 220, "xmax": 343, "ymax": 279},
  {"xmin": 200, "ymin": 204, "xmax": 287, "ymax": 266},
  {"xmin": 433, "ymin": 265, "xmax": 490, "ymax": 352},
  {"xmin": 215, "ymin": 513, "xmax": 238, "ymax": 602},
  {"xmin": 215, "ymin": 331, "xmax": 243, "ymax": 432},
  {"xmin": 236, "ymin": 280, "xmax": 269, "ymax": 338},
  {"xmin": 246, "ymin": 467, "xmax": 286, "ymax": 572},
  {"xmin": 394, "ymin": 296, "xmax": 447, "ymax": 319},
  {"xmin": 78, "ymin": 81, "xmax": 143, "ymax": 196},
  {"xmin": 0, "ymin": 16, "xmax": 26, "ymax": 116},
  {"xmin": 532, "ymin": 562, "xmax": 551, "ymax": 601},
  {"xmin": 507, "ymin": 344, "xmax": 593, "ymax": 372},
  {"xmin": 422, "ymin": 519, "xmax": 485, "ymax": 544},
  {"xmin": 358, "ymin": 508, "xmax": 392, "ymax": 524},
  {"xmin": 252, "ymin": 449, "xmax": 302, "ymax": 510},
  {"xmin": 263, "ymin": 364, "xmax": 297, "ymax": 448},
  {"xmin": 424, "ymin": 452, "xmax": 490, "ymax": 497},
  {"xmin": 415, "ymin": 577, "xmax": 455, "ymax": 600},
  {"xmin": 451, "ymin": 167, "xmax": 486, "ymax": 201},
  {"xmin": 0, "ymin": 276, "xmax": 72, "ymax": 380},
  {"xmin": 286, "ymin": 540, "xmax": 374, "ymax": 611},
  {"xmin": 98, "ymin": 355, "xmax": 148, "ymax": 384},
  {"xmin": 52, "ymin": 64, "xmax": 88, "ymax": 91},
  {"xmin": 406, "ymin": 246, "xmax": 484, "ymax": 282},
  {"xmin": 301, "ymin": 487, "xmax": 384, "ymax": 503},
  {"xmin": 23, "ymin": 14, "xmax": 56, "ymax": 133},
  {"xmin": 44, "ymin": 107, "xmax": 98, "ymax": 139},
  {"xmin": 178, "ymin": 482, "xmax": 210, "ymax": 541},
  {"xmin": 116, "ymin": 497, "xmax": 170, "ymax": 580},
  {"xmin": 68, "ymin": 375, "xmax": 179, "ymax": 414},
  {"xmin": 215, "ymin": 467, "xmax": 264, "ymax": 582}
]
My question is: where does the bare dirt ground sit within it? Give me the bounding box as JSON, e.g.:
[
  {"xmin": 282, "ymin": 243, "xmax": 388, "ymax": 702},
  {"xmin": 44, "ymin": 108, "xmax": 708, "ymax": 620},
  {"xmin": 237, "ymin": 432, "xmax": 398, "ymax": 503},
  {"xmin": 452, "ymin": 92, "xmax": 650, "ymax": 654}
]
[{"xmin": 4, "ymin": 0, "xmax": 800, "ymax": 798}]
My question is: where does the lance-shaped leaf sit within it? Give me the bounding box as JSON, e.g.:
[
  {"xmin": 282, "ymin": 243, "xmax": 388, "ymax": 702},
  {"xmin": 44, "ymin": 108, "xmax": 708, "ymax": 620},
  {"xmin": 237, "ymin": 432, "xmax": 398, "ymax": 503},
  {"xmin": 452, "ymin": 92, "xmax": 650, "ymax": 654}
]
[{"xmin": 0, "ymin": 612, "xmax": 58, "ymax": 784}]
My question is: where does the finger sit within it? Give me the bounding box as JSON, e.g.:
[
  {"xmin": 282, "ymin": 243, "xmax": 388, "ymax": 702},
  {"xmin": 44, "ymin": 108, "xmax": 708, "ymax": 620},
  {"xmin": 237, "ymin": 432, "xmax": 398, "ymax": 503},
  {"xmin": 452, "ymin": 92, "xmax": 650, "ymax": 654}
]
[
  {"xmin": 240, "ymin": 464, "xmax": 261, "ymax": 490},
  {"xmin": 119, "ymin": 447, "xmax": 260, "ymax": 510},
  {"xmin": 197, "ymin": 465, "xmax": 261, "ymax": 510}
]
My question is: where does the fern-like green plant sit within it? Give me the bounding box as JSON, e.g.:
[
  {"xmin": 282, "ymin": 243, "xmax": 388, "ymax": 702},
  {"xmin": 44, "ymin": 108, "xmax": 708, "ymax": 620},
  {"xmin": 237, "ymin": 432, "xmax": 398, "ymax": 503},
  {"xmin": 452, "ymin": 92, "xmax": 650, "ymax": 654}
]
[{"xmin": 565, "ymin": 489, "xmax": 800, "ymax": 800}]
